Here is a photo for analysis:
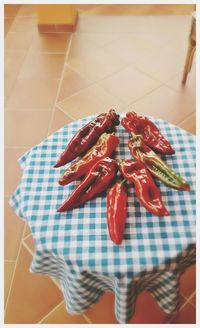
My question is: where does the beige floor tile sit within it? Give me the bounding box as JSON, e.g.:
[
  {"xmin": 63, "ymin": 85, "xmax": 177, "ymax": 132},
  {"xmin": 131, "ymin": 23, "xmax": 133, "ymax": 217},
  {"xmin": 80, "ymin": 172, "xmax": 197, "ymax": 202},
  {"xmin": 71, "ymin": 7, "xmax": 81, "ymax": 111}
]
[
  {"xmin": 68, "ymin": 33, "xmax": 97, "ymax": 59},
  {"xmin": 6, "ymin": 78, "xmax": 59, "ymax": 110},
  {"xmin": 48, "ymin": 107, "xmax": 73, "ymax": 134},
  {"xmin": 4, "ymin": 51, "xmax": 27, "ymax": 102},
  {"xmin": 57, "ymin": 84, "xmax": 125, "ymax": 120},
  {"xmin": 58, "ymin": 66, "xmax": 91, "ymax": 102},
  {"xmin": 128, "ymin": 85, "xmax": 195, "ymax": 125},
  {"xmin": 5, "ymin": 111, "xmax": 52, "ymax": 147},
  {"xmin": 68, "ymin": 36, "xmax": 126, "ymax": 82},
  {"xmin": 23, "ymin": 235, "xmax": 35, "ymax": 253},
  {"xmin": 4, "ymin": 245, "xmax": 63, "ymax": 324},
  {"xmin": 127, "ymin": 16, "xmax": 190, "ymax": 48},
  {"xmin": 74, "ymin": 32, "xmax": 122, "ymax": 47},
  {"xmin": 9, "ymin": 16, "xmax": 38, "ymax": 33},
  {"xmin": 130, "ymin": 48, "xmax": 186, "ymax": 83},
  {"xmin": 178, "ymin": 112, "xmax": 196, "ymax": 135},
  {"xmin": 99, "ymin": 66, "xmax": 161, "ymax": 105},
  {"xmin": 17, "ymin": 4, "xmax": 36, "ymax": 17},
  {"xmin": 4, "ymin": 197, "xmax": 25, "ymax": 260},
  {"xmin": 4, "ymin": 147, "xmax": 28, "ymax": 195},
  {"xmin": 85, "ymin": 292, "xmax": 117, "ymax": 323},
  {"xmin": 40, "ymin": 301, "xmax": 88, "ymax": 324},
  {"xmin": 18, "ymin": 53, "xmax": 65, "ymax": 79},
  {"xmin": 104, "ymin": 33, "xmax": 164, "ymax": 66},
  {"xmin": 4, "ymin": 261, "xmax": 16, "ymax": 305},
  {"xmin": 5, "ymin": 31, "xmax": 34, "ymax": 51},
  {"xmin": 77, "ymin": 16, "xmax": 148, "ymax": 34},
  {"xmin": 4, "ymin": 4, "xmax": 21, "ymax": 18},
  {"xmin": 29, "ymin": 32, "xmax": 71, "ymax": 53},
  {"xmin": 76, "ymin": 4, "xmax": 195, "ymax": 16},
  {"xmin": 4, "ymin": 18, "xmax": 13, "ymax": 36}
]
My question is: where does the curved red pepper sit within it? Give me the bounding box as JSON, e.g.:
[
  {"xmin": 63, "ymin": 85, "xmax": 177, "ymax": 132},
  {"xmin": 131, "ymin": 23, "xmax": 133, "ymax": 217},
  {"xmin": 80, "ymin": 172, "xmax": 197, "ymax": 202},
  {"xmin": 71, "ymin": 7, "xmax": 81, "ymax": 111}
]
[
  {"xmin": 57, "ymin": 157, "xmax": 118, "ymax": 212},
  {"xmin": 107, "ymin": 180, "xmax": 127, "ymax": 245},
  {"xmin": 121, "ymin": 112, "xmax": 175, "ymax": 155},
  {"xmin": 128, "ymin": 134, "xmax": 190, "ymax": 191},
  {"xmin": 118, "ymin": 159, "xmax": 169, "ymax": 216},
  {"xmin": 59, "ymin": 133, "xmax": 119, "ymax": 186},
  {"xmin": 54, "ymin": 109, "xmax": 120, "ymax": 168}
]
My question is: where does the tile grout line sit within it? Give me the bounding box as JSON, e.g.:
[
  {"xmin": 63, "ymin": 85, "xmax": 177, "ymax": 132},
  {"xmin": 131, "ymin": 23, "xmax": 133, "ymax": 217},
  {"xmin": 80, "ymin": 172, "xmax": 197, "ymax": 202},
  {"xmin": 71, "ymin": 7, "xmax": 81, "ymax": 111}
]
[
  {"xmin": 186, "ymin": 290, "xmax": 196, "ymax": 308},
  {"xmin": 4, "ymin": 223, "xmax": 27, "ymax": 316},
  {"xmin": 82, "ymin": 313, "xmax": 93, "ymax": 324},
  {"xmin": 23, "ymin": 232, "xmax": 32, "ymax": 241},
  {"xmin": 21, "ymin": 239, "xmax": 34, "ymax": 256},
  {"xmin": 37, "ymin": 298, "xmax": 92, "ymax": 324},
  {"xmin": 46, "ymin": 33, "xmax": 74, "ymax": 136},
  {"xmin": 176, "ymin": 111, "xmax": 196, "ymax": 126},
  {"xmin": 37, "ymin": 300, "xmax": 65, "ymax": 323},
  {"xmin": 130, "ymin": 61, "xmax": 183, "ymax": 86},
  {"xmin": 55, "ymin": 103, "xmax": 77, "ymax": 121},
  {"xmin": 55, "ymin": 64, "xmax": 128, "ymax": 111},
  {"xmin": 167, "ymin": 291, "xmax": 196, "ymax": 323},
  {"xmin": 123, "ymin": 84, "xmax": 165, "ymax": 108},
  {"xmin": 64, "ymin": 63, "xmax": 93, "ymax": 83},
  {"xmin": 4, "ymin": 260, "xmax": 16, "ymax": 263}
]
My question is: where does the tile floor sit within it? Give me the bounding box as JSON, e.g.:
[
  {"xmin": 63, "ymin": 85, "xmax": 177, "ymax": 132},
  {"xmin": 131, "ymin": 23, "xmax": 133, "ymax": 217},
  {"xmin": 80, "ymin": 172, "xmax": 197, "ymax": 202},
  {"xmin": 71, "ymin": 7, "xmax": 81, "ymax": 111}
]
[{"xmin": 4, "ymin": 4, "xmax": 196, "ymax": 324}]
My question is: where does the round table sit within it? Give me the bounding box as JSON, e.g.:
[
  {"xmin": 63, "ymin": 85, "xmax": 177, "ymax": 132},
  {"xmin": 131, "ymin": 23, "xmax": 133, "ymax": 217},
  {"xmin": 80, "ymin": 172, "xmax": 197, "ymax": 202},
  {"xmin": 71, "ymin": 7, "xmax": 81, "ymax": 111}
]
[{"xmin": 9, "ymin": 114, "xmax": 196, "ymax": 323}]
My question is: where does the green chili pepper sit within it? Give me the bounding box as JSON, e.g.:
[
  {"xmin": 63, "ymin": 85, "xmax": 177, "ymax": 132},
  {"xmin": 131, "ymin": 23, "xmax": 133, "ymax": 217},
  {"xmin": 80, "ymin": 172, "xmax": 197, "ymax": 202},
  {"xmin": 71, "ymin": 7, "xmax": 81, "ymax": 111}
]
[{"xmin": 128, "ymin": 134, "xmax": 190, "ymax": 191}]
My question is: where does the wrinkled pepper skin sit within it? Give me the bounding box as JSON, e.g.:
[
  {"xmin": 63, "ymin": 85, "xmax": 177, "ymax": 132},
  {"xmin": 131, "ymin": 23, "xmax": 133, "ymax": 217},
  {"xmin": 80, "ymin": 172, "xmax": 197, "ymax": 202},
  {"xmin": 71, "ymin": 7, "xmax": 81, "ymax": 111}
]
[
  {"xmin": 119, "ymin": 159, "xmax": 169, "ymax": 216},
  {"xmin": 54, "ymin": 109, "xmax": 120, "ymax": 168},
  {"xmin": 121, "ymin": 111, "xmax": 175, "ymax": 155},
  {"xmin": 107, "ymin": 180, "xmax": 127, "ymax": 245},
  {"xmin": 57, "ymin": 157, "xmax": 118, "ymax": 212},
  {"xmin": 128, "ymin": 134, "xmax": 190, "ymax": 191},
  {"xmin": 59, "ymin": 133, "xmax": 119, "ymax": 186}
]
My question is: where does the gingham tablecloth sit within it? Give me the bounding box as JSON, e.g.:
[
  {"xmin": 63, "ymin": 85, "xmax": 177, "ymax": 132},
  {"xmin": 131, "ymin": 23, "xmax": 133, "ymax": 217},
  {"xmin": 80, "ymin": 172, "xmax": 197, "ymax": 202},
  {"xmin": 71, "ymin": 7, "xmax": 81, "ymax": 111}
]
[{"xmin": 9, "ymin": 114, "xmax": 196, "ymax": 323}]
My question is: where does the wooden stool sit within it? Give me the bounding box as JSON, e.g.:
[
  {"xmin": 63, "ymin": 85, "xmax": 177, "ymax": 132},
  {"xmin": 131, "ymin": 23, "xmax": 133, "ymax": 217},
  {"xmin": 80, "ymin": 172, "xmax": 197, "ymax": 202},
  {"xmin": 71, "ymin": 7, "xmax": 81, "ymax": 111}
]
[{"xmin": 182, "ymin": 12, "xmax": 196, "ymax": 84}]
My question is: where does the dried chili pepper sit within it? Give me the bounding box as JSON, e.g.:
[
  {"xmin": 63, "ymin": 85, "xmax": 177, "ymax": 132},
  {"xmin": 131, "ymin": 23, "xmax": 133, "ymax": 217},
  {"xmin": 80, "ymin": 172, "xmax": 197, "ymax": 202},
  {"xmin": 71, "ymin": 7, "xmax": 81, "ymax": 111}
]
[
  {"xmin": 121, "ymin": 111, "xmax": 175, "ymax": 155},
  {"xmin": 59, "ymin": 133, "xmax": 119, "ymax": 186},
  {"xmin": 54, "ymin": 109, "xmax": 120, "ymax": 168},
  {"xmin": 57, "ymin": 157, "xmax": 118, "ymax": 212},
  {"xmin": 128, "ymin": 134, "xmax": 190, "ymax": 191},
  {"xmin": 107, "ymin": 179, "xmax": 127, "ymax": 245},
  {"xmin": 118, "ymin": 159, "xmax": 169, "ymax": 216}
]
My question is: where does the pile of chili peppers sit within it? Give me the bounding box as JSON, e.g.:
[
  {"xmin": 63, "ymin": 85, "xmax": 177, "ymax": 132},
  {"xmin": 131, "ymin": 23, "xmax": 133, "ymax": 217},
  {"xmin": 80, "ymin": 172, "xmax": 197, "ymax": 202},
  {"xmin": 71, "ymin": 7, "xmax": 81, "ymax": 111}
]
[{"xmin": 55, "ymin": 110, "xmax": 190, "ymax": 245}]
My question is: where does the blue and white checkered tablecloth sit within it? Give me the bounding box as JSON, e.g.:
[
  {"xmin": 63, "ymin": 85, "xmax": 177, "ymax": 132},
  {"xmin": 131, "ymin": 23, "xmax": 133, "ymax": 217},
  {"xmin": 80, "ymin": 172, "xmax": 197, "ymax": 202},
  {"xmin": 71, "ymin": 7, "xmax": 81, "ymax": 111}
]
[{"xmin": 9, "ymin": 114, "xmax": 196, "ymax": 323}]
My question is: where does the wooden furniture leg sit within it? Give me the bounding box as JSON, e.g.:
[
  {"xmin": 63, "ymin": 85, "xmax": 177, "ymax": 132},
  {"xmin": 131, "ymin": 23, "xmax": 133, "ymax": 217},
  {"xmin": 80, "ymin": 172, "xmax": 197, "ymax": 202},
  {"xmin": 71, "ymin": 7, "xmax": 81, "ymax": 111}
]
[{"xmin": 182, "ymin": 12, "xmax": 196, "ymax": 84}]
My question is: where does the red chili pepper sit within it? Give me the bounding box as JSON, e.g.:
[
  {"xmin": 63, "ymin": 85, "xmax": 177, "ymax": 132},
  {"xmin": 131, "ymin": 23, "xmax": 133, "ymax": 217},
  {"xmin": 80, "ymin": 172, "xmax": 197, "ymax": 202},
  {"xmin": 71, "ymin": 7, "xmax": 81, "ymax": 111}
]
[
  {"xmin": 107, "ymin": 179, "xmax": 127, "ymax": 245},
  {"xmin": 121, "ymin": 112, "xmax": 175, "ymax": 155},
  {"xmin": 54, "ymin": 109, "xmax": 120, "ymax": 168},
  {"xmin": 57, "ymin": 157, "xmax": 118, "ymax": 212},
  {"xmin": 118, "ymin": 159, "xmax": 169, "ymax": 216},
  {"xmin": 128, "ymin": 134, "xmax": 190, "ymax": 191},
  {"xmin": 59, "ymin": 133, "xmax": 119, "ymax": 186}
]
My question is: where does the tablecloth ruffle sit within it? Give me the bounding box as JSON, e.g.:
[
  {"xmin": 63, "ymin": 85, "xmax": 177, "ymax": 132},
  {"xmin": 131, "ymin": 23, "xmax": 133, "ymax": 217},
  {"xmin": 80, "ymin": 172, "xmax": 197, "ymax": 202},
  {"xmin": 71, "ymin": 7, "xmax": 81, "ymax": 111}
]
[{"xmin": 30, "ymin": 244, "xmax": 195, "ymax": 323}]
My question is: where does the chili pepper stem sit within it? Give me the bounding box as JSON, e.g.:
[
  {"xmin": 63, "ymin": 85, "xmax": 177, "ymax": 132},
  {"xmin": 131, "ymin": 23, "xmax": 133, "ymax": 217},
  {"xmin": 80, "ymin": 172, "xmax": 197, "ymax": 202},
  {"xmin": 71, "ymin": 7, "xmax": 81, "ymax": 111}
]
[{"xmin": 131, "ymin": 133, "xmax": 142, "ymax": 139}]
